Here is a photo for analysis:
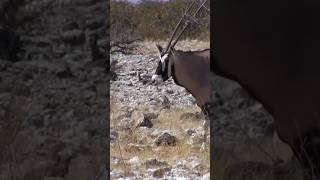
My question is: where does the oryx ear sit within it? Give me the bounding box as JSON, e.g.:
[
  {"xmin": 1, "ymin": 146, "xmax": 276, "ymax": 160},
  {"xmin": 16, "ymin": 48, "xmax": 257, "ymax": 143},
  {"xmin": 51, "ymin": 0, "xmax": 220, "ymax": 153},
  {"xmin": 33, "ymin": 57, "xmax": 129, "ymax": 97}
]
[{"xmin": 156, "ymin": 44, "xmax": 163, "ymax": 54}]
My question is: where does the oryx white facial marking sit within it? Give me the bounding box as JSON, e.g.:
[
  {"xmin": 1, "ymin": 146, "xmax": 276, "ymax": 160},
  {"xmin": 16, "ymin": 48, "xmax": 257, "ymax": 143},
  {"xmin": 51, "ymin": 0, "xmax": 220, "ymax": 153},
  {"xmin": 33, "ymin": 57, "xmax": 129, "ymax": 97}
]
[
  {"xmin": 160, "ymin": 53, "xmax": 169, "ymax": 63},
  {"xmin": 160, "ymin": 53, "xmax": 169, "ymax": 72}
]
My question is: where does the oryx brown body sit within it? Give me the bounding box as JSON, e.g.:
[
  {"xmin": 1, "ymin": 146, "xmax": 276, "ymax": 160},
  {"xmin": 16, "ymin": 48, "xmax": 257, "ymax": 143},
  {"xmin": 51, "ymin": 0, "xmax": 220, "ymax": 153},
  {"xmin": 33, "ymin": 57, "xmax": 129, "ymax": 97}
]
[
  {"xmin": 213, "ymin": 0, "xmax": 320, "ymax": 178},
  {"xmin": 151, "ymin": 46, "xmax": 211, "ymax": 149},
  {"xmin": 152, "ymin": 47, "xmax": 211, "ymax": 109},
  {"xmin": 171, "ymin": 49, "xmax": 210, "ymax": 108}
]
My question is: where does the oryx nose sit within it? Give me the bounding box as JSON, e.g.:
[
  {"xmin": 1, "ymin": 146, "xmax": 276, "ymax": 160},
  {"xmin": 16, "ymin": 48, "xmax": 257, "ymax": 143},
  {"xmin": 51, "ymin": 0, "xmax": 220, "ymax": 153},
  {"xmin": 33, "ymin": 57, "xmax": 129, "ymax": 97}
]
[{"xmin": 151, "ymin": 75, "xmax": 161, "ymax": 85}]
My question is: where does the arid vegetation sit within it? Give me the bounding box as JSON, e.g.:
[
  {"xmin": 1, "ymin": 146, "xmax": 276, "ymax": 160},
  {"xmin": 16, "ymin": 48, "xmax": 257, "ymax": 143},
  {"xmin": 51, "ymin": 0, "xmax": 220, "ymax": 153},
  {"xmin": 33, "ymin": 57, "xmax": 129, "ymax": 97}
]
[
  {"xmin": 110, "ymin": 0, "xmax": 209, "ymax": 40},
  {"xmin": 110, "ymin": 0, "xmax": 210, "ymax": 54}
]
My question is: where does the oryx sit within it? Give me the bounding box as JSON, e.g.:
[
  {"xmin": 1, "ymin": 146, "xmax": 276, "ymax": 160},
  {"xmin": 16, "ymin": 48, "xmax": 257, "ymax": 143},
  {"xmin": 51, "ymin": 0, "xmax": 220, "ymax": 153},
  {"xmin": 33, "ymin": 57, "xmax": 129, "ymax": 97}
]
[
  {"xmin": 151, "ymin": 45, "xmax": 211, "ymax": 146},
  {"xmin": 214, "ymin": 0, "xmax": 320, "ymax": 179},
  {"xmin": 150, "ymin": 0, "xmax": 211, "ymax": 147},
  {"xmin": 151, "ymin": 45, "xmax": 211, "ymax": 110}
]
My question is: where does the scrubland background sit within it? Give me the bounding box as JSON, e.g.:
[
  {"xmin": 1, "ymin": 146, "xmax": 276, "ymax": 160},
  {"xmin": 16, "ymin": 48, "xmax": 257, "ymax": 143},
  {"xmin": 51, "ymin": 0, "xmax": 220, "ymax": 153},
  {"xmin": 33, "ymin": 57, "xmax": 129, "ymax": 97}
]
[{"xmin": 110, "ymin": 0, "xmax": 210, "ymax": 41}]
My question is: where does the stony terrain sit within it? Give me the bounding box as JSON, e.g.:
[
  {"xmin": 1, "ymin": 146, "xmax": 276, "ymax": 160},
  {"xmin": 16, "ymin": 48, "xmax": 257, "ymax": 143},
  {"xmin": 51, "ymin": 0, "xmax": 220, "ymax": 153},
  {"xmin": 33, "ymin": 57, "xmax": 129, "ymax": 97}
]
[
  {"xmin": 110, "ymin": 40, "xmax": 305, "ymax": 179},
  {"xmin": 0, "ymin": 0, "xmax": 107, "ymax": 179},
  {"xmin": 111, "ymin": 39, "xmax": 275, "ymax": 142},
  {"xmin": 110, "ymin": 41, "xmax": 210, "ymax": 179}
]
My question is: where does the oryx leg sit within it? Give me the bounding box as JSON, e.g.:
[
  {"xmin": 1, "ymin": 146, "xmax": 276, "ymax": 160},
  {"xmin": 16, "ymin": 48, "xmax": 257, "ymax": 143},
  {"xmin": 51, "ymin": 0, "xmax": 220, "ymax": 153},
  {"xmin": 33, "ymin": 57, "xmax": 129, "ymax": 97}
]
[
  {"xmin": 200, "ymin": 116, "xmax": 209, "ymax": 151},
  {"xmin": 203, "ymin": 116, "xmax": 209, "ymax": 142},
  {"xmin": 201, "ymin": 103, "xmax": 213, "ymax": 150}
]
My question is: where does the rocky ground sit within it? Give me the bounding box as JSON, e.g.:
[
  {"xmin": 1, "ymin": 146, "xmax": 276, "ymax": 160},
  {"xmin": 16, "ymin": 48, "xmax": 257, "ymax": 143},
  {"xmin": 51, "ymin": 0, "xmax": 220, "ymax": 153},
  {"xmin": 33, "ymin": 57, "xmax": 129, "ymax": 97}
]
[
  {"xmin": 111, "ymin": 39, "xmax": 275, "ymax": 143},
  {"xmin": 110, "ymin": 41, "xmax": 210, "ymax": 179},
  {"xmin": 0, "ymin": 0, "xmax": 107, "ymax": 179},
  {"xmin": 110, "ymin": 40, "xmax": 305, "ymax": 179}
]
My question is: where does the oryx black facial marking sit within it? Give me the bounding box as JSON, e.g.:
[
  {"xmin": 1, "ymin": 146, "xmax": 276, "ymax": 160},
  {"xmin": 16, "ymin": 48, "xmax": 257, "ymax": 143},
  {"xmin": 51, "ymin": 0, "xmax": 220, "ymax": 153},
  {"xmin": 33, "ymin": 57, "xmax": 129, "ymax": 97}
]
[{"xmin": 151, "ymin": 45, "xmax": 174, "ymax": 84}]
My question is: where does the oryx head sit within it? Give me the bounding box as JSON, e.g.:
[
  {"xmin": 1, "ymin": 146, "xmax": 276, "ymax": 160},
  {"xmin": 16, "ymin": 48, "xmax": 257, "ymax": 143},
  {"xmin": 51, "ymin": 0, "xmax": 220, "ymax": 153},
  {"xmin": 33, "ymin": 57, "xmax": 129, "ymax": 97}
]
[{"xmin": 151, "ymin": 44, "xmax": 174, "ymax": 84}]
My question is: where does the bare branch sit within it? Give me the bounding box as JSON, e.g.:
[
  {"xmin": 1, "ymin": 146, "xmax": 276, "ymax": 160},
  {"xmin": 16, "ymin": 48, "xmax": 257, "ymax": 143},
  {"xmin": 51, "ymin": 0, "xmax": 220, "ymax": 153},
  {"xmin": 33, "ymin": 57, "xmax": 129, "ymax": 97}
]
[
  {"xmin": 171, "ymin": 0, "xmax": 209, "ymax": 48},
  {"xmin": 163, "ymin": 0, "xmax": 198, "ymax": 55}
]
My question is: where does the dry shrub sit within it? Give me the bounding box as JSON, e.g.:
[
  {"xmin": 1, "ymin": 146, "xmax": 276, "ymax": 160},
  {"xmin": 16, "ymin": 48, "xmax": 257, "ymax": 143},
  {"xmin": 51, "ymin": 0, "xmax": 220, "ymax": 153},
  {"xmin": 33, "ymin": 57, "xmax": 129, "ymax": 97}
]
[{"xmin": 110, "ymin": 0, "xmax": 210, "ymax": 47}]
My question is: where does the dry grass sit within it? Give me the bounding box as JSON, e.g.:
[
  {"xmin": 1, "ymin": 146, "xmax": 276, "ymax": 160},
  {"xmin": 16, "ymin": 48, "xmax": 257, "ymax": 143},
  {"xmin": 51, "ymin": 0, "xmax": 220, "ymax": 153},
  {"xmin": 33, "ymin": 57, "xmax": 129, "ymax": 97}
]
[
  {"xmin": 154, "ymin": 106, "xmax": 202, "ymax": 130},
  {"xmin": 110, "ymin": 97, "xmax": 209, "ymax": 177}
]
